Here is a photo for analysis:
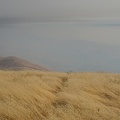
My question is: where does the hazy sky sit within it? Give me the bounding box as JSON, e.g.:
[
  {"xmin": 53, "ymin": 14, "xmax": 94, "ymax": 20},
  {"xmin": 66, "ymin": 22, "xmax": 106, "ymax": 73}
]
[
  {"xmin": 0, "ymin": 0, "xmax": 120, "ymax": 21},
  {"xmin": 0, "ymin": 0, "xmax": 120, "ymax": 72}
]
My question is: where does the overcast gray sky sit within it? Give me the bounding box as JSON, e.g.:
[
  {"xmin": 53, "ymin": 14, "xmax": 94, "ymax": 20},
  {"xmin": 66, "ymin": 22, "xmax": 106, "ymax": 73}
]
[
  {"xmin": 0, "ymin": 0, "xmax": 120, "ymax": 72},
  {"xmin": 0, "ymin": 0, "xmax": 120, "ymax": 21}
]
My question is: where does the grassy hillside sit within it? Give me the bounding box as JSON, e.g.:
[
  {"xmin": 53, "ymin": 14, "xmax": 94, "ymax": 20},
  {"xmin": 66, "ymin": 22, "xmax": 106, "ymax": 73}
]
[{"xmin": 0, "ymin": 71, "xmax": 120, "ymax": 120}]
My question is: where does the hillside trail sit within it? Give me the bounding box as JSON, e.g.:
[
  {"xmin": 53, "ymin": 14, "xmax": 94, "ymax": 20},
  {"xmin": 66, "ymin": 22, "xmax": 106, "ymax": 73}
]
[
  {"xmin": 51, "ymin": 74, "xmax": 70, "ymax": 109},
  {"xmin": 54, "ymin": 75, "xmax": 69, "ymax": 94}
]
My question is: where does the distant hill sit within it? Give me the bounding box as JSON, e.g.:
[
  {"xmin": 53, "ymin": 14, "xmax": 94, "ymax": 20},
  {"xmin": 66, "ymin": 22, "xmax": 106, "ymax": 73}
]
[
  {"xmin": 0, "ymin": 57, "xmax": 3, "ymax": 60},
  {"xmin": 0, "ymin": 56, "xmax": 49, "ymax": 71}
]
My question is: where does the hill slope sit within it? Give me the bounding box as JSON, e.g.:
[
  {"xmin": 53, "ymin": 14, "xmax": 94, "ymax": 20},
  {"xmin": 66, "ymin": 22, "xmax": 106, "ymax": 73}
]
[
  {"xmin": 0, "ymin": 57, "xmax": 3, "ymax": 60},
  {"xmin": 0, "ymin": 71, "xmax": 120, "ymax": 120},
  {"xmin": 0, "ymin": 56, "xmax": 48, "ymax": 71}
]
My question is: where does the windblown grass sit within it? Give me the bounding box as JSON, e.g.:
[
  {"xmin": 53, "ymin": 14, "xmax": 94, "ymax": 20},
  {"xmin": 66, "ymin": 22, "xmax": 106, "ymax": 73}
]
[{"xmin": 0, "ymin": 71, "xmax": 120, "ymax": 120}]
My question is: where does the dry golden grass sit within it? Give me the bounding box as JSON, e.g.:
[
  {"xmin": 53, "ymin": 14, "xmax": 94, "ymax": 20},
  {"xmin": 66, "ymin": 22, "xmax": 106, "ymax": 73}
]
[{"xmin": 0, "ymin": 71, "xmax": 120, "ymax": 120}]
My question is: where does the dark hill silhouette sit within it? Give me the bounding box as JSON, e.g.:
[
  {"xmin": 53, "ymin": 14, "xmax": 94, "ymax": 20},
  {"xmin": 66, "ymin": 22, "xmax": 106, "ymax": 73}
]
[{"xmin": 0, "ymin": 56, "xmax": 48, "ymax": 71}]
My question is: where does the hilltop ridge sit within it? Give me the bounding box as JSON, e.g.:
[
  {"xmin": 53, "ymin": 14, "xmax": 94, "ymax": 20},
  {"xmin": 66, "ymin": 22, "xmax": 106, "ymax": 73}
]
[{"xmin": 0, "ymin": 56, "xmax": 48, "ymax": 71}]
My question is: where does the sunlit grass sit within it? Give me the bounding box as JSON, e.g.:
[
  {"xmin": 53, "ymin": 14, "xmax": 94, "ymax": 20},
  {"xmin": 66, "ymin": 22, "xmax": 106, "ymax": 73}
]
[{"xmin": 0, "ymin": 71, "xmax": 120, "ymax": 120}]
